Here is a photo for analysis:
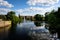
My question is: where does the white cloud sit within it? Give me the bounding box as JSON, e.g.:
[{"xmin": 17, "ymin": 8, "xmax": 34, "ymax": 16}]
[
  {"xmin": 0, "ymin": 8, "xmax": 12, "ymax": 15},
  {"xmin": 16, "ymin": 6, "xmax": 57, "ymax": 16},
  {"xmin": 27, "ymin": 0, "xmax": 59, "ymax": 6},
  {"xmin": 0, "ymin": 6, "xmax": 58, "ymax": 16},
  {"xmin": 0, "ymin": 0, "xmax": 14, "ymax": 8}
]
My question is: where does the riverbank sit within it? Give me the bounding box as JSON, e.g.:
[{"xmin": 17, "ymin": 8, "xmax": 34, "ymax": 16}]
[{"xmin": 0, "ymin": 21, "xmax": 11, "ymax": 27}]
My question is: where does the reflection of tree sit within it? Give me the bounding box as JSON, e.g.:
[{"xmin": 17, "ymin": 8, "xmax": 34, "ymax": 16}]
[
  {"xmin": 10, "ymin": 23, "xmax": 17, "ymax": 33},
  {"xmin": 34, "ymin": 21, "xmax": 41, "ymax": 26},
  {"xmin": 8, "ymin": 23, "xmax": 17, "ymax": 40}
]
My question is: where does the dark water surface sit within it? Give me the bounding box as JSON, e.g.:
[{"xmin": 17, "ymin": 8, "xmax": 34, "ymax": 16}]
[{"xmin": 0, "ymin": 21, "xmax": 59, "ymax": 40}]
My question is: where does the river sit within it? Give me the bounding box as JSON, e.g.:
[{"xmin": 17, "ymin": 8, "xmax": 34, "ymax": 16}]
[{"xmin": 0, "ymin": 21, "xmax": 59, "ymax": 40}]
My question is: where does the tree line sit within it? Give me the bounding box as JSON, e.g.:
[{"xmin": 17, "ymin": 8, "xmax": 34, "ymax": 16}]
[
  {"xmin": 45, "ymin": 7, "xmax": 60, "ymax": 38},
  {"xmin": 0, "ymin": 11, "xmax": 23, "ymax": 24}
]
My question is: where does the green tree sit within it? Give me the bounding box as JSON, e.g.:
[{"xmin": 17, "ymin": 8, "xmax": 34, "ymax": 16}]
[
  {"xmin": 7, "ymin": 11, "xmax": 15, "ymax": 20},
  {"xmin": 45, "ymin": 8, "xmax": 60, "ymax": 37},
  {"xmin": 7, "ymin": 11, "xmax": 19, "ymax": 24},
  {"xmin": 34, "ymin": 22, "xmax": 41, "ymax": 26},
  {"xmin": 45, "ymin": 12, "xmax": 49, "ymax": 22},
  {"xmin": 18, "ymin": 14, "xmax": 23, "ymax": 23},
  {"xmin": 34, "ymin": 14, "xmax": 43, "ymax": 21},
  {"xmin": 0, "ymin": 15, "xmax": 7, "ymax": 20}
]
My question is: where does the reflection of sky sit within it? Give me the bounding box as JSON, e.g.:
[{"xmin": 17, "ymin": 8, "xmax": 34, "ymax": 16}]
[
  {"xmin": 16, "ymin": 21, "xmax": 49, "ymax": 35},
  {"xmin": 17, "ymin": 21, "xmax": 36, "ymax": 28}
]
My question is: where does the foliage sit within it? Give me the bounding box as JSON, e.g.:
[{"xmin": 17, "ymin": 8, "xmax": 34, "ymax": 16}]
[
  {"xmin": 18, "ymin": 14, "xmax": 23, "ymax": 23},
  {"xmin": 12, "ymin": 16, "xmax": 19, "ymax": 24},
  {"xmin": 7, "ymin": 11, "xmax": 19, "ymax": 24},
  {"xmin": 0, "ymin": 15, "xmax": 7, "ymax": 20},
  {"xmin": 34, "ymin": 14, "xmax": 43, "ymax": 21},
  {"xmin": 45, "ymin": 8, "xmax": 60, "ymax": 35},
  {"xmin": 7, "ymin": 11, "xmax": 15, "ymax": 20},
  {"xmin": 34, "ymin": 22, "xmax": 41, "ymax": 26},
  {"xmin": 45, "ymin": 12, "xmax": 49, "ymax": 22}
]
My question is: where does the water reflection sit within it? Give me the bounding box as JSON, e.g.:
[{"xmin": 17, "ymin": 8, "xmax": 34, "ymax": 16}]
[
  {"xmin": 16, "ymin": 21, "xmax": 50, "ymax": 40},
  {"xmin": 28, "ymin": 21, "xmax": 50, "ymax": 40},
  {"xmin": 0, "ymin": 25, "xmax": 11, "ymax": 40},
  {"xmin": 45, "ymin": 23, "xmax": 59, "ymax": 40},
  {"xmin": 1, "ymin": 21, "xmax": 59, "ymax": 40},
  {"xmin": 8, "ymin": 23, "xmax": 17, "ymax": 40},
  {"xmin": 34, "ymin": 21, "xmax": 41, "ymax": 26}
]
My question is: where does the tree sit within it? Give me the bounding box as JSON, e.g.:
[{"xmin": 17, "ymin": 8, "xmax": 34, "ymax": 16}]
[
  {"xmin": 18, "ymin": 14, "xmax": 23, "ymax": 23},
  {"xmin": 7, "ymin": 11, "xmax": 15, "ymax": 20},
  {"xmin": 45, "ymin": 12, "xmax": 49, "ymax": 22},
  {"xmin": 34, "ymin": 14, "xmax": 43, "ymax": 21},
  {"xmin": 34, "ymin": 21, "xmax": 41, "ymax": 26},
  {"xmin": 45, "ymin": 8, "xmax": 60, "ymax": 38},
  {"xmin": 0, "ymin": 15, "xmax": 7, "ymax": 20},
  {"xmin": 7, "ymin": 11, "xmax": 19, "ymax": 24}
]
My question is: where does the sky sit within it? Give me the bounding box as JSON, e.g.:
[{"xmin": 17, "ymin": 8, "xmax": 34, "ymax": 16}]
[{"xmin": 0, "ymin": 0, "xmax": 60, "ymax": 16}]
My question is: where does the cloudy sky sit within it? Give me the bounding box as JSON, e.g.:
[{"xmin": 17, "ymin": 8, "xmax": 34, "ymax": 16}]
[{"xmin": 0, "ymin": 0, "xmax": 60, "ymax": 16}]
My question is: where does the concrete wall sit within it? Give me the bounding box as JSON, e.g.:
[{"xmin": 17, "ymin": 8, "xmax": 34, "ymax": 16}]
[
  {"xmin": 0, "ymin": 21, "xmax": 11, "ymax": 27},
  {"xmin": 0, "ymin": 19, "xmax": 2, "ymax": 21}
]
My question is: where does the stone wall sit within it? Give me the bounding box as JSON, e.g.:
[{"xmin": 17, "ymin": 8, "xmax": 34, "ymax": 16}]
[
  {"xmin": 0, "ymin": 19, "xmax": 2, "ymax": 21},
  {"xmin": 0, "ymin": 21, "xmax": 11, "ymax": 27}
]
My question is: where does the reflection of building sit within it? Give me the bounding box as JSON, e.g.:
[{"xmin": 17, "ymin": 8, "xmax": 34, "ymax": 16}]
[{"xmin": 20, "ymin": 16, "xmax": 35, "ymax": 21}]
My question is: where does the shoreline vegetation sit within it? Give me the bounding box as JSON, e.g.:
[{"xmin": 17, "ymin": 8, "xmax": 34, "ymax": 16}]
[{"xmin": 0, "ymin": 8, "xmax": 60, "ymax": 40}]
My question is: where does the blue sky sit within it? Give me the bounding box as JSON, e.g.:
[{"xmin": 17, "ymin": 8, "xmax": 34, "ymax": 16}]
[{"xmin": 0, "ymin": 0, "xmax": 60, "ymax": 16}]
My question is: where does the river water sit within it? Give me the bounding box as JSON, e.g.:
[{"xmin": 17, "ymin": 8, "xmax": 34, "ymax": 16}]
[{"xmin": 0, "ymin": 21, "xmax": 59, "ymax": 40}]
